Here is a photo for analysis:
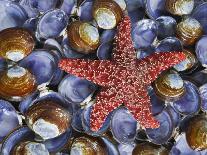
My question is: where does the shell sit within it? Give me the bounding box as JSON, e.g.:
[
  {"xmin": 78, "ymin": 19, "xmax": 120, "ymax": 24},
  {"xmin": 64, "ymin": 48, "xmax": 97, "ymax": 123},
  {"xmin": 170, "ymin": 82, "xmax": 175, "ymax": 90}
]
[
  {"xmin": 60, "ymin": 0, "xmax": 76, "ymax": 16},
  {"xmin": 0, "ymin": 66, "xmax": 37, "ymax": 102},
  {"xmin": 23, "ymin": 18, "xmax": 38, "ymax": 33},
  {"xmin": 153, "ymin": 71, "xmax": 185, "ymax": 102},
  {"xmin": 78, "ymin": 0, "xmax": 94, "ymax": 21},
  {"xmin": 199, "ymin": 83, "xmax": 207, "ymax": 111},
  {"xmin": 132, "ymin": 142, "xmax": 169, "ymax": 155},
  {"xmin": 132, "ymin": 19, "xmax": 157, "ymax": 49},
  {"xmin": 176, "ymin": 17, "xmax": 203, "ymax": 46},
  {"xmin": 137, "ymin": 46, "xmax": 156, "ymax": 59},
  {"xmin": 101, "ymin": 137, "xmax": 119, "ymax": 155},
  {"xmin": 166, "ymin": 105, "xmax": 181, "ymax": 128},
  {"xmin": 25, "ymin": 100, "xmax": 72, "ymax": 140},
  {"xmin": 110, "ymin": 107, "xmax": 139, "ymax": 144},
  {"xmin": 156, "ymin": 16, "xmax": 177, "ymax": 40},
  {"xmin": 36, "ymin": 9, "xmax": 68, "ymax": 40},
  {"xmin": 0, "ymin": 100, "xmax": 21, "ymax": 142},
  {"xmin": 174, "ymin": 49, "xmax": 198, "ymax": 72},
  {"xmin": 19, "ymin": 0, "xmax": 40, "ymax": 18},
  {"xmin": 92, "ymin": 0, "xmax": 123, "ymax": 29},
  {"xmin": 71, "ymin": 108, "xmax": 84, "ymax": 132},
  {"xmin": 97, "ymin": 42, "xmax": 113, "ymax": 60},
  {"xmin": 195, "ymin": 36, "xmax": 207, "ymax": 67},
  {"xmin": 173, "ymin": 80, "xmax": 200, "ymax": 115},
  {"xmin": 67, "ymin": 21, "xmax": 100, "ymax": 54},
  {"xmin": 100, "ymin": 29, "xmax": 116, "ymax": 44},
  {"xmin": 186, "ymin": 115, "xmax": 207, "ymax": 151},
  {"xmin": 165, "ymin": 0, "xmax": 194, "ymax": 16},
  {"xmin": 145, "ymin": 0, "xmax": 168, "ymax": 19},
  {"xmin": 0, "ymin": 28, "xmax": 35, "ymax": 62},
  {"xmin": 70, "ymin": 135, "xmax": 107, "ymax": 155},
  {"xmin": 0, "ymin": 0, "xmax": 28, "ymax": 31},
  {"xmin": 118, "ymin": 143, "xmax": 135, "ymax": 155},
  {"xmin": 145, "ymin": 108, "xmax": 174, "ymax": 144}
]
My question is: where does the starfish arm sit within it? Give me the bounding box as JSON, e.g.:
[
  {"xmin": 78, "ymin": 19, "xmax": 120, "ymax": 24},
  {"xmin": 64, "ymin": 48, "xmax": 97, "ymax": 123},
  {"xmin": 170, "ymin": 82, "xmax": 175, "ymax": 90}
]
[
  {"xmin": 59, "ymin": 59, "xmax": 122, "ymax": 86},
  {"xmin": 90, "ymin": 87, "xmax": 123, "ymax": 131},
  {"xmin": 136, "ymin": 51, "xmax": 186, "ymax": 85},
  {"xmin": 125, "ymin": 93, "xmax": 159, "ymax": 129},
  {"xmin": 112, "ymin": 16, "xmax": 137, "ymax": 66}
]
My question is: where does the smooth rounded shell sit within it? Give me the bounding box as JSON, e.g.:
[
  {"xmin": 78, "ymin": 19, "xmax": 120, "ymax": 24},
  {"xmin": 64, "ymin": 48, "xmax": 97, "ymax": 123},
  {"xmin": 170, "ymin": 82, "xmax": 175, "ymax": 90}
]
[
  {"xmin": 70, "ymin": 136, "xmax": 107, "ymax": 155},
  {"xmin": 25, "ymin": 100, "xmax": 71, "ymax": 140},
  {"xmin": 195, "ymin": 36, "xmax": 207, "ymax": 67},
  {"xmin": 0, "ymin": 28, "xmax": 34, "ymax": 62},
  {"xmin": 92, "ymin": 0, "xmax": 123, "ymax": 29},
  {"xmin": 186, "ymin": 115, "xmax": 207, "ymax": 151},
  {"xmin": 132, "ymin": 142, "xmax": 169, "ymax": 155},
  {"xmin": 154, "ymin": 71, "xmax": 185, "ymax": 101},
  {"xmin": 67, "ymin": 21, "xmax": 100, "ymax": 54},
  {"xmin": 0, "ymin": 66, "xmax": 37, "ymax": 102}
]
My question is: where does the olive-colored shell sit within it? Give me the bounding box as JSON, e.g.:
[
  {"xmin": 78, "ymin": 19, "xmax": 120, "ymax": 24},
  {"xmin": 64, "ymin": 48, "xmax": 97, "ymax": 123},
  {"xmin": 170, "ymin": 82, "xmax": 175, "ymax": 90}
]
[
  {"xmin": 0, "ymin": 66, "xmax": 37, "ymax": 101},
  {"xmin": 176, "ymin": 18, "xmax": 203, "ymax": 46},
  {"xmin": 174, "ymin": 49, "xmax": 198, "ymax": 72},
  {"xmin": 70, "ymin": 135, "xmax": 107, "ymax": 155},
  {"xmin": 67, "ymin": 21, "xmax": 100, "ymax": 54},
  {"xmin": 0, "ymin": 28, "xmax": 35, "ymax": 61},
  {"xmin": 132, "ymin": 142, "xmax": 169, "ymax": 155},
  {"xmin": 92, "ymin": 0, "xmax": 123, "ymax": 29},
  {"xmin": 12, "ymin": 141, "xmax": 49, "ymax": 155},
  {"xmin": 153, "ymin": 71, "xmax": 185, "ymax": 101},
  {"xmin": 165, "ymin": 0, "xmax": 194, "ymax": 16},
  {"xmin": 25, "ymin": 100, "xmax": 71, "ymax": 140},
  {"xmin": 186, "ymin": 115, "xmax": 207, "ymax": 151}
]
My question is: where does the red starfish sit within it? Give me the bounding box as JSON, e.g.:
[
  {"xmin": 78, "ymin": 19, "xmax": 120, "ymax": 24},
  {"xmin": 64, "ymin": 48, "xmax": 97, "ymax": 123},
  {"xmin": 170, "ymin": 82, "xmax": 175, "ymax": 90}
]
[{"xmin": 59, "ymin": 16, "xmax": 186, "ymax": 131}]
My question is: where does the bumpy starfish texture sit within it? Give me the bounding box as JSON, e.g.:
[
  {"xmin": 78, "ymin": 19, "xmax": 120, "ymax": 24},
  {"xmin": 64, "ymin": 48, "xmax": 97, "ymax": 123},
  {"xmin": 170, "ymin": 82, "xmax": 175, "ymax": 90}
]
[{"xmin": 59, "ymin": 16, "xmax": 186, "ymax": 131}]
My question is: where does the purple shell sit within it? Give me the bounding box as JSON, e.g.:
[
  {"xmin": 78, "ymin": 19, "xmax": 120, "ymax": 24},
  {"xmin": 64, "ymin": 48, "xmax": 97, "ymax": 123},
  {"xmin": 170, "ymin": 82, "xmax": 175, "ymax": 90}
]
[
  {"xmin": 118, "ymin": 143, "xmax": 135, "ymax": 155},
  {"xmin": 78, "ymin": 0, "xmax": 93, "ymax": 21},
  {"xmin": 173, "ymin": 81, "xmax": 200, "ymax": 115},
  {"xmin": 166, "ymin": 105, "xmax": 181, "ymax": 128},
  {"xmin": 111, "ymin": 107, "xmax": 139, "ymax": 144},
  {"xmin": 61, "ymin": 36, "xmax": 85, "ymax": 58},
  {"xmin": 132, "ymin": 19, "xmax": 157, "ymax": 49},
  {"xmin": 18, "ymin": 49, "xmax": 57, "ymax": 85},
  {"xmin": 97, "ymin": 42, "xmax": 113, "ymax": 60},
  {"xmin": 101, "ymin": 137, "xmax": 119, "ymax": 155},
  {"xmin": 82, "ymin": 106, "xmax": 111, "ymax": 136},
  {"xmin": 170, "ymin": 134, "xmax": 201, "ymax": 155},
  {"xmin": 199, "ymin": 83, "xmax": 207, "ymax": 111},
  {"xmin": 145, "ymin": 108, "xmax": 174, "ymax": 144},
  {"xmin": 195, "ymin": 36, "xmax": 207, "ymax": 66},
  {"xmin": 27, "ymin": 0, "xmax": 59, "ymax": 12},
  {"xmin": 60, "ymin": 0, "xmax": 76, "ymax": 16},
  {"xmin": 36, "ymin": 9, "xmax": 68, "ymax": 40},
  {"xmin": 125, "ymin": 0, "xmax": 145, "ymax": 12},
  {"xmin": 190, "ymin": 70, "xmax": 207, "ymax": 86},
  {"xmin": 71, "ymin": 108, "xmax": 84, "ymax": 132},
  {"xmin": 58, "ymin": 75, "xmax": 97, "ymax": 104},
  {"xmin": 128, "ymin": 8, "xmax": 145, "ymax": 26},
  {"xmin": 145, "ymin": 0, "xmax": 168, "ymax": 19},
  {"xmin": 19, "ymin": 0, "xmax": 39, "ymax": 18},
  {"xmin": 192, "ymin": 2, "xmax": 207, "ymax": 34},
  {"xmin": 0, "ymin": 100, "xmax": 20, "ymax": 142},
  {"xmin": 137, "ymin": 46, "xmax": 156, "ymax": 59},
  {"xmin": 44, "ymin": 129, "xmax": 72, "ymax": 153},
  {"xmin": 155, "ymin": 37, "xmax": 182, "ymax": 52},
  {"xmin": 23, "ymin": 17, "xmax": 38, "ymax": 32},
  {"xmin": 156, "ymin": 16, "xmax": 177, "ymax": 40},
  {"xmin": 1, "ymin": 126, "xmax": 35, "ymax": 155},
  {"xmin": 0, "ymin": 0, "xmax": 28, "ymax": 31},
  {"xmin": 100, "ymin": 29, "xmax": 116, "ymax": 44}
]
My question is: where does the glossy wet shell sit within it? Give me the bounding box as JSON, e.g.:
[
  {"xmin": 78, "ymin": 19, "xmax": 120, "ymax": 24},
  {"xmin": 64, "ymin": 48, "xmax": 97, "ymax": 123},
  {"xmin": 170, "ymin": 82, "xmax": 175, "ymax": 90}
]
[
  {"xmin": 132, "ymin": 142, "xmax": 169, "ymax": 155},
  {"xmin": 70, "ymin": 136, "xmax": 107, "ymax": 155},
  {"xmin": 186, "ymin": 115, "xmax": 207, "ymax": 151},
  {"xmin": 25, "ymin": 100, "xmax": 71, "ymax": 140},
  {"xmin": 92, "ymin": 0, "xmax": 123, "ymax": 29},
  {"xmin": 67, "ymin": 21, "xmax": 100, "ymax": 54},
  {"xmin": 0, "ymin": 28, "xmax": 34, "ymax": 61},
  {"xmin": 0, "ymin": 66, "xmax": 37, "ymax": 101}
]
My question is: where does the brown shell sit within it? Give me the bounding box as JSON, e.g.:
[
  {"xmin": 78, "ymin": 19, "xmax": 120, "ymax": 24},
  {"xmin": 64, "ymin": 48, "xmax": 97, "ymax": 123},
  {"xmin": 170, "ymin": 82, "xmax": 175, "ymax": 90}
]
[
  {"xmin": 0, "ymin": 28, "xmax": 35, "ymax": 61},
  {"xmin": 67, "ymin": 21, "xmax": 100, "ymax": 54},
  {"xmin": 153, "ymin": 71, "xmax": 185, "ymax": 101},
  {"xmin": 186, "ymin": 115, "xmax": 207, "ymax": 151},
  {"xmin": 70, "ymin": 135, "xmax": 107, "ymax": 155},
  {"xmin": 176, "ymin": 18, "xmax": 203, "ymax": 46},
  {"xmin": 0, "ymin": 67, "xmax": 37, "ymax": 101},
  {"xmin": 132, "ymin": 142, "xmax": 169, "ymax": 155},
  {"xmin": 92, "ymin": 0, "xmax": 123, "ymax": 29},
  {"xmin": 166, "ymin": 0, "xmax": 194, "ymax": 16},
  {"xmin": 25, "ymin": 100, "xmax": 71, "ymax": 138}
]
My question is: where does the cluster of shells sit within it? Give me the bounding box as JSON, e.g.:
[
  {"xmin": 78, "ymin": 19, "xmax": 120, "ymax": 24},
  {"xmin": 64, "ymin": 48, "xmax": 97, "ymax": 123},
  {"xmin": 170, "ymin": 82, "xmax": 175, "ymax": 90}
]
[{"xmin": 0, "ymin": 0, "xmax": 207, "ymax": 154}]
